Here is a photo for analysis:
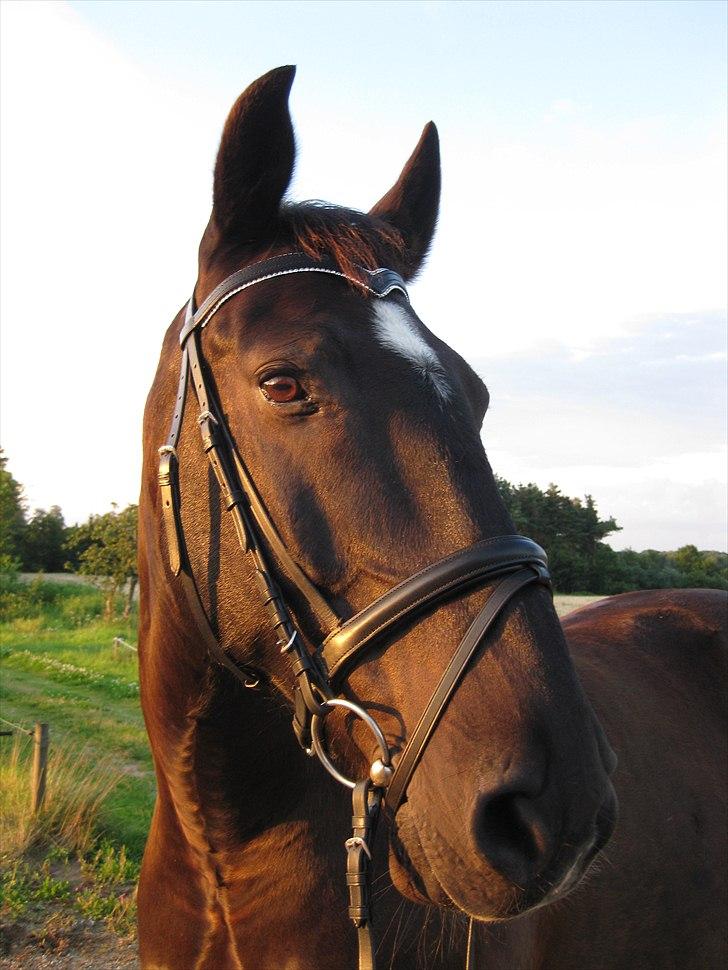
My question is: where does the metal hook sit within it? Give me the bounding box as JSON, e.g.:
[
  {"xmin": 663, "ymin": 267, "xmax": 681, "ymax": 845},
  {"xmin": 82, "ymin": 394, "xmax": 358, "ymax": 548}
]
[
  {"xmin": 345, "ymin": 836, "xmax": 372, "ymax": 860},
  {"xmin": 279, "ymin": 630, "xmax": 298, "ymax": 654}
]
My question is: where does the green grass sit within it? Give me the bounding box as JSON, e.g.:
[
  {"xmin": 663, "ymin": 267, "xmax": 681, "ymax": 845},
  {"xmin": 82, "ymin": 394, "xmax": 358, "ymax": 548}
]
[
  {"xmin": 1, "ymin": 578, "xmax": 149, "ymax": 953},
  {"xmin": 0, "ymin": 578, "xmax": 153, "ymax": 860}
]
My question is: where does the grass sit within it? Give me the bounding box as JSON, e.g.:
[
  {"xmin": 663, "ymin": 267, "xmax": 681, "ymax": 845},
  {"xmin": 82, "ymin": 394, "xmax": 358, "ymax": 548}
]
[
  {"xmin": 0, "ymin": 577, "xmax": 153, "ymax": 860},
  {"xmin": 0, "ymin": 733, "xmax": 120, "ymax": 859},
  {"xmin": 1, "ymin": 576, "xmax": 148, "ymax": 955},
  {"xmin": 1, "ymin": 846, "xmax": 138, "ymax": 944},
  {"xmin": 553, "ymin": 593, "xmax": 605, "ymax": 616}
]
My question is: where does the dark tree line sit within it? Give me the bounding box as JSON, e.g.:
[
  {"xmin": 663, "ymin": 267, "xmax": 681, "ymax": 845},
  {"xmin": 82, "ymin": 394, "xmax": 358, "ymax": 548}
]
[
  {"xmin": 0, "ymin": 451, "xmax": 138, "ymax": 615},
  {"xmin": 1, "ymin": 451, "xmax": 76, "ymax": 571},
  {"xmin": 0, "ymin": 451, "xmax": 725, "ymax": 594},
  {"xmin": 495, "ymin": 477, "xmax": 727, "ymax": 593}
]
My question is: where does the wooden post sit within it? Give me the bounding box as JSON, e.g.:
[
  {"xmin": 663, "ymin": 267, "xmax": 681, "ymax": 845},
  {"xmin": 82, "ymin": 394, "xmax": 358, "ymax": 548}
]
[{"xmin": 31, "ymin": 722, "xmax": 49, "ymax": 813}]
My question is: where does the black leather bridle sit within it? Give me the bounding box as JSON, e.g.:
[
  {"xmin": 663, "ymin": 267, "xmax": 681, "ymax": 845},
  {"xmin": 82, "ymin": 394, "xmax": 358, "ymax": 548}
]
[{"xmin": 158, "ymin": 252, "xmax": 551, "ymax": 970}]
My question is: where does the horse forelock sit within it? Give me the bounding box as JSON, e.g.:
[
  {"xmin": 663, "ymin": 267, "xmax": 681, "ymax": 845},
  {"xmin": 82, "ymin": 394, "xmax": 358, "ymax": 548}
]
[
  {"xmin": 281, "ymin": 202, "xmax": 405, "ymax": 284},
  {"xmin": 200, "ymin": 201, "xmax": 406, "ymax": 289}
]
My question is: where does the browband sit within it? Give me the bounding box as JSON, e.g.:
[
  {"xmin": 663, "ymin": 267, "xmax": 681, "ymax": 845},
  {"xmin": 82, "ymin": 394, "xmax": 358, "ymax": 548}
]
[{"xmin": 179, "ymin": 252, "xmax": 409, "ymax": 346}]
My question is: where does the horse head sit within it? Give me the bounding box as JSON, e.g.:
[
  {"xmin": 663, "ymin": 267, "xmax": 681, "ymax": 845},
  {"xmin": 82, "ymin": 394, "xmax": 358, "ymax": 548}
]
[{"xmin": 140, "ymin": 66, "xmax": 617, "ymax": 957}]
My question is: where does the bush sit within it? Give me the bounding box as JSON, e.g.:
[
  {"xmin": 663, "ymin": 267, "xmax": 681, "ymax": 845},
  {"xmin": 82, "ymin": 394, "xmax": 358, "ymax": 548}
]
[{"xmin": 0, "ymin": 579, "xmax": 108, "ymax": 625}]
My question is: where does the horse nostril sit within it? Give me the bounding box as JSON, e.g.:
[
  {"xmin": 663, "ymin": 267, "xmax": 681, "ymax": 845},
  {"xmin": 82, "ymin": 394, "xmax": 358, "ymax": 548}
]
[{"xmin": 474, "ymin": 789, "xmax": 552, "ymax": 886}]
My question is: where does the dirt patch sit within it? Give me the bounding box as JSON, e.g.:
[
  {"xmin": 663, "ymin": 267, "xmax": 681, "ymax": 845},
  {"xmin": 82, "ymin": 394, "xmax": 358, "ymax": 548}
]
[
  {"xmin": 0, "ymin": 915, "xmax": 138, "ymax": 969},
  {"xmin": 1, "ymin": 857, "xmax": 139, "ymax": 970}
]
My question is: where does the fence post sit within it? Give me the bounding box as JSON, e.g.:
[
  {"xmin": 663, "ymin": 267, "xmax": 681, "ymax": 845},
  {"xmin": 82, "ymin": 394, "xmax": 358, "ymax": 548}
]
[{"xmin": 31, "ymin": 722, "xmax": 49, "ymax": 813}]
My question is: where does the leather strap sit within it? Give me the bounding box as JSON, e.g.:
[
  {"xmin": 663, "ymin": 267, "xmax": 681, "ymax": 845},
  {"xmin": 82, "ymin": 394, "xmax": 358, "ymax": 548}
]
[
  {"xmin": 346, "ymin": 781, "xmax": 380, "ymax": 970},
  {"xmin": 320, "ymin": 537, "xmax": 548, "ymax": 687},
  {"xmin": 385, "ymin": 567, "xmax": 544, "ymax": 814},
  {"xmin": 187, "ymin": 323, "xmax": 340, "ymax": 637},
  {"xmin": 158, "ymin": 446, "xmax": 182, "ymax": 576},
  {"xmin": 176, "ymin": 568, "xmax": 260, "ymax": 689},
  {"xmin": 158, "ymin": 311, "xmax": 191, "ymax": 577},
  {"xmin": 186, "ymin": 327, "xmax": 334, "ymax": 741},
  {"xmin": 179, "ymin": 253, "xmax": 409, "ymax": 346}
]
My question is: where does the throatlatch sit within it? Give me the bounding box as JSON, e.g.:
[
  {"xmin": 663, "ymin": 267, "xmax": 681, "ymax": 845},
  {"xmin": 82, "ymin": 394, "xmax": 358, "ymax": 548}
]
[{"xmin": 158, "ymin": 252, "xmax": 551, "ymax": 970}]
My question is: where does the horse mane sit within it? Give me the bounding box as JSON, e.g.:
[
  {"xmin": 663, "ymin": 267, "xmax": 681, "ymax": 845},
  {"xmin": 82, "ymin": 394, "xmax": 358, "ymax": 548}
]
[{"xmin": 280, "ymin": 201, "xmax": 404, "ymax": 284}]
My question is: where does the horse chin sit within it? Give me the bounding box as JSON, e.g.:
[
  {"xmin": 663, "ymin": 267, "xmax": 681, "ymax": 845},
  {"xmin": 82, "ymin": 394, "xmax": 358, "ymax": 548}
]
[{"xmin": 387, "ymin": 823, "xmax": 454, "ymax": 910}]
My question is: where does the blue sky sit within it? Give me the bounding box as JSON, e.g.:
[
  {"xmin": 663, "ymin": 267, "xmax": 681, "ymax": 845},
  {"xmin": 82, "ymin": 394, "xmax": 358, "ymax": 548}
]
[
  {"xmin": 1, "ymin": 0, "xmax": 725, "ymax": 550},
  {"xmin": 70, "ymin": 0, "xmax": 725, "ymax": 128}
]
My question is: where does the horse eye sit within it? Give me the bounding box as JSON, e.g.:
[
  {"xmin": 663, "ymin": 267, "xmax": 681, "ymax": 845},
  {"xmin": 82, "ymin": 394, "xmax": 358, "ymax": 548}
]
[{"xmin": 260, "ymin": 374, "xmax": 305, "ymax": 403}]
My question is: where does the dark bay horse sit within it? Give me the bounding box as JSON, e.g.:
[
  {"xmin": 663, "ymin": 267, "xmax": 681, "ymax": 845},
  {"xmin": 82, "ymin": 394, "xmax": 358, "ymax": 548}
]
[{"xmin": 138, "ymin": 67, "xmax": 727, "ymax": 969}]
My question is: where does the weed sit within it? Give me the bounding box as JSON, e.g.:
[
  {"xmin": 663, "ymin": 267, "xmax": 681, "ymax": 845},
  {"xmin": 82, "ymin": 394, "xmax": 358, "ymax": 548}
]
[
  {"xmin": 0, "ymin": 862, "xmax": 70, "ymax": 916},
  {"xmin": 1, "ymin": 850, "xmax": 138, "ymax": 945},
  {"xmin": 33, "ymin": 871, "xmax": 71, "ymax": 902},
  {"xmin": 45, "ymin": 844, "xmax": 71, "ymax": 865},
  {"xmin": 75, "ymin": 885, "xmax": 137, "ymax": 938},
  {"xmin": 0, "ymin": 578, "xmax": 130, "ymax": 625},
  {"xmin": 81, "ymin": 840, "xmax": 139, "ymax": 886},
  {"xmin": 0, "ymin": 733, "xmax": 120, "ymax": 858},
  {"xmin": 107, "ymin": 891, "xmax": 137, "ymax": 938},
  {"xmin": 75, "ymin": 888, "xmax": 119, "ymax": 921},
  {"xmin": 0, "ymin": 862, "xmax": 34, "ymax": 917}
]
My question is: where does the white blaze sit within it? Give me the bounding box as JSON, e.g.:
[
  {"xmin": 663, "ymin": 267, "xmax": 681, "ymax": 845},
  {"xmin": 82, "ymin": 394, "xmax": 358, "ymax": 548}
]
[{"xmin": 371, "ymin": 302, "xmax": 450, "ymax": 400}]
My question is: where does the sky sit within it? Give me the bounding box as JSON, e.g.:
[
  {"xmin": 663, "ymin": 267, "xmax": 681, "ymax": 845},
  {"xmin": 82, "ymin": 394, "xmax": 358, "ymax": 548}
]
[{"xmin": 0, "ymin": 0, "xmax": 725, "ymax": 551}]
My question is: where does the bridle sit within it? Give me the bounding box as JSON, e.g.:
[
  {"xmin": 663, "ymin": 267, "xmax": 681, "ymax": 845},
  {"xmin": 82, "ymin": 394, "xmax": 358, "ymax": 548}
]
[{"xmin": 158, "ymin": 251, "xmax": 551, "ymax": 970}]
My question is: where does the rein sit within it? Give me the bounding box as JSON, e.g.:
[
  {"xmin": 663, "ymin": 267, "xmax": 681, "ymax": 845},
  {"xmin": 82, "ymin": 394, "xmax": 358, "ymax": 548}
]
[{"xmin": 158, "ymin": 252, "xmax": 551, "ymax": 970}]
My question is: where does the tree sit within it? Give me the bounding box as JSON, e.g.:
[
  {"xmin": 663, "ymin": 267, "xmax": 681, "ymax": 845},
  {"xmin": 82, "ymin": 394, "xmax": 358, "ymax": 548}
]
[
  {"xmin": 21, "ymin": 506, "xmax": 68, "ymax": 572},
  {"xmin": 0, "ymin": 450, "xmax": 27, "ymax": 565},
  {"xmin": 68, "ymin": 504, "xmax": 138, "ymax": 618},
  {"xmin": 669, "ymin": 545, "xmax": 728, "ymax": 590},
  {"xmin": 495, "ymin": 476, "xmax": 622, "ymax": 592}
]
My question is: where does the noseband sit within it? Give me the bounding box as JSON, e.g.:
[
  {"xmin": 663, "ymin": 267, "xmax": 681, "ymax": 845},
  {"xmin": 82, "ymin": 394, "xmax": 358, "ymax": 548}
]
[{"xmin": 158, "ymin": 252, "xmax": 551, "ymax": 970}]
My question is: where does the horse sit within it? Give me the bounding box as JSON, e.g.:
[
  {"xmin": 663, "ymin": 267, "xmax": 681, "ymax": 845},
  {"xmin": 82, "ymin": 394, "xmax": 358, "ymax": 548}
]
[{"xmin": 137, "ymin": 66, "xmax": 727, "ymax": 969}]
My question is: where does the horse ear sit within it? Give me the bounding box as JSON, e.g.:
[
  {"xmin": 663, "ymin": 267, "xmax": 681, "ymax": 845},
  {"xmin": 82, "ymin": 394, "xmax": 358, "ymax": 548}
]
[
  {"xmin": 211, "ymin": 65, "xmax": 296, "ymax": 245},
  {"xmin": 369, "ymin": 122, "xmax": 440, "ymax": 279}
]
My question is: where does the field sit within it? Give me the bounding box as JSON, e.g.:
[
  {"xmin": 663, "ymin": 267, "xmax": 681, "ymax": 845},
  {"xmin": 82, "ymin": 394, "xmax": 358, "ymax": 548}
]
[
  {"xmin": 0, "ymin": 578, "xmax": 147, "ymax": 967},
  {"xmin": 0, "ymin": 576, "xmax": 601, "ymax": 966}
]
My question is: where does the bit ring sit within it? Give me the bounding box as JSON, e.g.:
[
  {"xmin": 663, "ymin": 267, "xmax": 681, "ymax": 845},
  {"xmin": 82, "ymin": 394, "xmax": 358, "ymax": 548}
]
[{"xmin": 311, "ymin": 698, "xmax": 390, "ymax": 790}]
